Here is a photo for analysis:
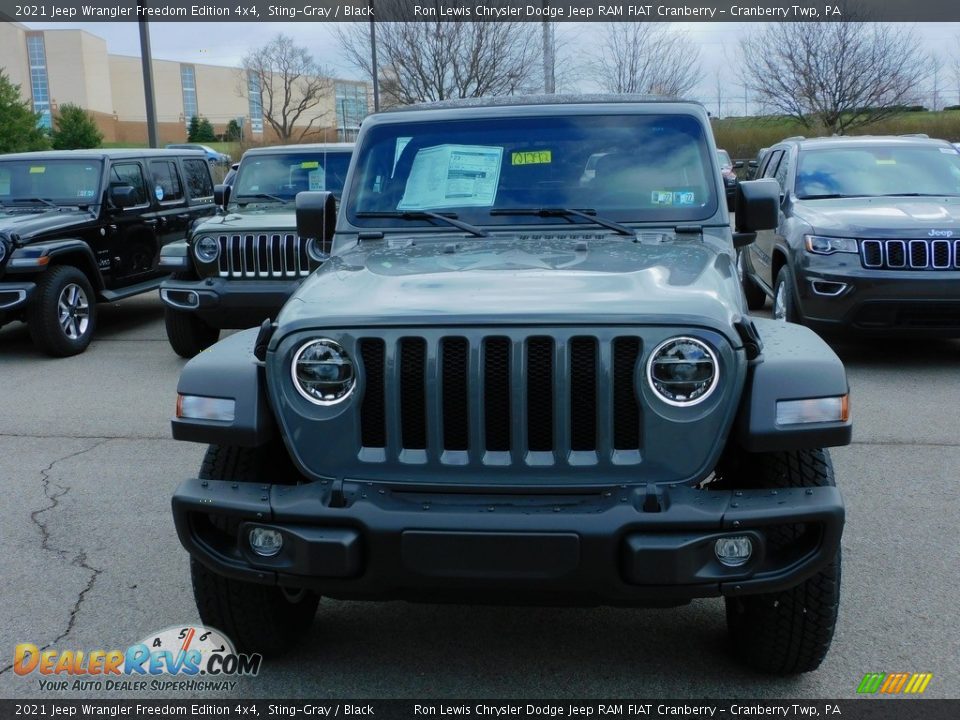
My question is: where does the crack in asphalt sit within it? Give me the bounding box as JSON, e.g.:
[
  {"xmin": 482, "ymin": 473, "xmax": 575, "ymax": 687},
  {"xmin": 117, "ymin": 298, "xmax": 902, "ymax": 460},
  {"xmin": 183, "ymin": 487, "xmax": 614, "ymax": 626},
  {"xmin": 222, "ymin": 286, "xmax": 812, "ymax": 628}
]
[{"xmin": 0, "ymin": 440, "xmax": 110, "ymax": 677}]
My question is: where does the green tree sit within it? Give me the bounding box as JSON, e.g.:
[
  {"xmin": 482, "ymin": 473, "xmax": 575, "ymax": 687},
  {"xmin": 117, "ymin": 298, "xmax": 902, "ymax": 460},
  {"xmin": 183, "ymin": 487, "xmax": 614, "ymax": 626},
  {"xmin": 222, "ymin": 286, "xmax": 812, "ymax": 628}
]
[
  {"xmin": 0, "ymin": 69, "xmax": 50, "ymax": 153},
  {"xmin": 187, "ymin": 115, "xmax": 202, "ymax": 142},
  {"xmin": 51, "ymin": 103, "xmax": 103, "ymax": 149},
  {"xmin": 196, "ymin": 117, "xmax": 216, "ymax": 142},
  {"xmin": 225, "ymin": 118, "xmax": 242, "ymax": 141}
]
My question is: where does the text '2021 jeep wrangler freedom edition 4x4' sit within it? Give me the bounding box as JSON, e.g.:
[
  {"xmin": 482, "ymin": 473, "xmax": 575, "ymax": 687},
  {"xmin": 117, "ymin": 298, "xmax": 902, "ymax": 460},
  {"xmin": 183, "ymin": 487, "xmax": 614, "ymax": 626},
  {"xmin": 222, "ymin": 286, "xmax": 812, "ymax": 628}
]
[
  {"xmin": 0, "ymin": 149, "xmax": 215, "ymax": 356},
  {"xmin": 170, "ymin": 97, "xmax": 851, "ymax": 674}
]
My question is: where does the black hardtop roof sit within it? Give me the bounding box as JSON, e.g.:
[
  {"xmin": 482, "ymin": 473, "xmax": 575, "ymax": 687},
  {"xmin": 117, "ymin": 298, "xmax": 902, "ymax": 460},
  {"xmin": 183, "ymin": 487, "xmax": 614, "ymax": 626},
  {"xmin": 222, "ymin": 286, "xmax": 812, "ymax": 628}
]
[
  {"xmin": 0, "ymin": 148, "xmax": 206, "ymax": 161},
  {"xmin": 384, "ymin": 94, "xmax": 700, "ymax": 113}
]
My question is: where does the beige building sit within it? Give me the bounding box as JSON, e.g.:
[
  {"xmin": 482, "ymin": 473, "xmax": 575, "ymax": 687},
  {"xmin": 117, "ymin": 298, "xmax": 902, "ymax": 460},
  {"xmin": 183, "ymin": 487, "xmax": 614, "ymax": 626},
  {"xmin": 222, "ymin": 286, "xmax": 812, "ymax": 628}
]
[{"xmin": 0, "ymin": 22, "xmax": 369, "ymax": 145}]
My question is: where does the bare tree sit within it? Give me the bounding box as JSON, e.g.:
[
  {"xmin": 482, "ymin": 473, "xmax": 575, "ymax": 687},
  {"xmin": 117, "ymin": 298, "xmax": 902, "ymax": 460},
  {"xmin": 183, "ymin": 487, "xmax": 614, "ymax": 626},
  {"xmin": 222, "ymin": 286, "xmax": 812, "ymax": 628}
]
[
  {"xmin": 592, "ymin": 23, "xmax": 702, "ymax": 97},
  {"xmin": 336, "ymin": 2, "xmax": 541, "ymax": 107},
  {"xmin": 241, "ymin": 34, "xmax": 333, "ymax": 142},
  {"xmin": 739, "ymin": 20, "xmax": 928, "ymax": 134}
]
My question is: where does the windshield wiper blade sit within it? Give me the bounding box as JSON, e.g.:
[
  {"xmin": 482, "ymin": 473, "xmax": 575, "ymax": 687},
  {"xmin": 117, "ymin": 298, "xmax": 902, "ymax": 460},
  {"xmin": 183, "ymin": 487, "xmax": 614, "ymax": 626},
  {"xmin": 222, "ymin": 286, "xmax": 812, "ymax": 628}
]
[
  {"xmin": 234, "ymin": 193, "xmax": 289, "ymax": 204},
  {"xmin": 878, "ymin": 193, "xmax": 957, "ymax": 197},
  {"xmin": 489, "ymin": 207, "xmax": 635, "ymax": 237},
  {"xmin": 356, "ymin": 210, "xmax": 489, "ymax": 238},
  {"xmin": 11, "ymin": 197, "xmax": 58, "ymax": 208}
]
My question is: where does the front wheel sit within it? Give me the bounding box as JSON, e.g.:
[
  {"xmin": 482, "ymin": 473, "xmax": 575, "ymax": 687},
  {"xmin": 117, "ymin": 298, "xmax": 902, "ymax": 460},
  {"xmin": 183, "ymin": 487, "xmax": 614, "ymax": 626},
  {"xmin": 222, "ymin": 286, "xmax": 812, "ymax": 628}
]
[
  {"xmin": 191, "ymin": 444, "xmax": 318, "ymax": 656},
  {"xmin": 773, "ymin": 265, "xmax": 802, "ymax": 324},
  {"xmin": 164, "ymin": 306, "xmax": 220, "ymax": 358},
  {"xmin": 723, "ymin": 448, "xmax": 841, "ymax": 674},
  {"xmin": 27, "ymin": 265, "xmax": 97, "ymax": 357}
]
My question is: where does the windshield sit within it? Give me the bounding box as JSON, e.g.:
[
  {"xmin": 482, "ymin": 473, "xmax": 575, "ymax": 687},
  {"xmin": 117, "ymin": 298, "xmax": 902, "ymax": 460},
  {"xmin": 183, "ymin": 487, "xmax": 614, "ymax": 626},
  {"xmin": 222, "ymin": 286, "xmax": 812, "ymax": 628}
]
[
  {"xmin": 233, "ymin": 151, "xmax": 351, "ymax": 202},
  {"xmin": 796, "ymin": 145, "xmax": 960, "ymax": 198},
  {"xmin": 348, "ymin": 114, "xmax": 718, "ymax": 229},
  {"xmin": 0, "ymin": 159, "xmax": 103, "ymax": 205},
  {"xmin": 717, "ymin": 150, "xmax": 732, "ymax": 169}
]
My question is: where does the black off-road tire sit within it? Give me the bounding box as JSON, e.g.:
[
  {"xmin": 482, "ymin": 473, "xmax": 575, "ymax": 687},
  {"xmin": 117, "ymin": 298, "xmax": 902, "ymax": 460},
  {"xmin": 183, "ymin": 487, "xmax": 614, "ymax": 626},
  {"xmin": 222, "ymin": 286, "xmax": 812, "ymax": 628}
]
[
  {"xmin": 724, "ymin": 448, "xmax": 841, "ymax": 674},
  {"xmin": 164, "ymin": 303, "xmax": 219, "ymax": 358},
  {"xmin": 738, "ymin": 251, "xmax": 767, "ymax": 311},
  {"xmin": 191, "ymin": 445, "xmax": 318, "ymax": 656},
  {"xmin": 27, "ymin": 265, "xmax": 97, "ymax": 357},
  {"xmin": 773, "ymin": 265, "xmax": 802, "ymax": 324}
]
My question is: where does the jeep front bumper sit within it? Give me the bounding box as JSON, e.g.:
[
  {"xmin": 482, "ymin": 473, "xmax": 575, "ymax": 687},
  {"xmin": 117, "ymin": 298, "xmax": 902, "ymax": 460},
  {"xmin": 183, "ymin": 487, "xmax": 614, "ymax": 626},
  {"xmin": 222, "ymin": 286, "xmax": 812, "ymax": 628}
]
[
  {"xmin": 159, "ymin": 276, "xmax": 302, "ymax": 329},
  {"xmin": 0, "ymin": 281, "xmax": 36, "ymax": 312},
  {"xmin": 172, "ymin": 479, "xmax": 844, "ymax": 605}
]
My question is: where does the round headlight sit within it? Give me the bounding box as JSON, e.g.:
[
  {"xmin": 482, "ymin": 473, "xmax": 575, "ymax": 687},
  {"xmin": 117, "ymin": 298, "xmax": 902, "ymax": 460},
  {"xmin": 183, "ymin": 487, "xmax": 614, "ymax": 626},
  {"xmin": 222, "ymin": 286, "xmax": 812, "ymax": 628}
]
[
  {"xmin": 646, "ymin": 337, "xmax": 718, "ymax": 406},
  {"xmin": 0, "ymin": 239, "xmax": 7, "ymax": 264},
  {"xmin": 291, "ymin": 339, "xmax": 356, "ymax": 405},
  {"xmin": 194, "ymin": 236, "xmax": 220, "ymax": 263},
  {"xmin": 306, "ymin": 237, "xmax": 328, "ymax": 263}
]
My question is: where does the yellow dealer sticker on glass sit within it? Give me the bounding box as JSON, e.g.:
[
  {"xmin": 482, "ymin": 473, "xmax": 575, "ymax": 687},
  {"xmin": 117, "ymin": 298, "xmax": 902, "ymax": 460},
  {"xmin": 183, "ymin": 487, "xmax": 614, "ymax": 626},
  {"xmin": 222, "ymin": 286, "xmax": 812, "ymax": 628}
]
[
  {"xmin": 300, "ymin": 161, "xmax": 320, "ymax": 169},
  {"xmin": 29, "ymin": 166, "xmax": 46, "ymax": 174},
  {"xmin": 511, "ymin": 150, "xmax": 552, "ymax": 166}
]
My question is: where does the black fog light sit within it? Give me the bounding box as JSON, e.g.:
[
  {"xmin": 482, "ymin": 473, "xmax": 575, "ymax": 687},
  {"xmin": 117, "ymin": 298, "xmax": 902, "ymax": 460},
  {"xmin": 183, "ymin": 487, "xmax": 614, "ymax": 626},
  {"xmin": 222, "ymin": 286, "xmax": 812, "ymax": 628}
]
[
  {"xmin": 715, "ymin": 536, "xmax": 753, "ymax": 567},
  {"xmin": 249, "ymin": 527, "xmax": 283, "ymax": 557}
]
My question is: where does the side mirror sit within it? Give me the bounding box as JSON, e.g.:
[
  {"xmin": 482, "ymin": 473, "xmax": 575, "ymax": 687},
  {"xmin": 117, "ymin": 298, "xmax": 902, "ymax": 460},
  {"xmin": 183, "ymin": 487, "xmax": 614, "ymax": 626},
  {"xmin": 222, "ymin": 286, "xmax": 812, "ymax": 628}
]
[
  {"xmin": 109, "ymin": 185, "xmax": 138, "ymax": 209},
  {"xmin": 213, "ymin": 184, "xmax": 231, "ymax": 208},
  {"xmin": 296, "ymin": 191, "xmax": 337, "ymax": 254},
  {"xmin": 748, "ymin": 160, "xmax": 758, "ymax": 168},
  {"xmin": 734, "ymin": 160, "xmax": 744, "ymax": 169},
  {"xmin": 733, "ymin": 179, "xmax": 780, "ymax": 247}
]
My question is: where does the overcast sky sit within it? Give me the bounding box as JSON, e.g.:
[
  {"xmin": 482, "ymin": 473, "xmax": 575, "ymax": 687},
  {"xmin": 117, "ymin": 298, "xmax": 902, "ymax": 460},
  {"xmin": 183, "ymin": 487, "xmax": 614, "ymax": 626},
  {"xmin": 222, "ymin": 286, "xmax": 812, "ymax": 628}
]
[{"xmin": 20, "ymin": 20, "xmax": 960, "ymax": 113}]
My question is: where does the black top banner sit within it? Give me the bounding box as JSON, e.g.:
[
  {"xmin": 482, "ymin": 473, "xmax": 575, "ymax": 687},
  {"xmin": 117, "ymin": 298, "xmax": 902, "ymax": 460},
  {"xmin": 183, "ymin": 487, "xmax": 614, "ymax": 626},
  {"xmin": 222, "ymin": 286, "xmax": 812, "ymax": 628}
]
[{"xmin": 2, "ymin": 0, "xmax": 960, "ymax": 23}]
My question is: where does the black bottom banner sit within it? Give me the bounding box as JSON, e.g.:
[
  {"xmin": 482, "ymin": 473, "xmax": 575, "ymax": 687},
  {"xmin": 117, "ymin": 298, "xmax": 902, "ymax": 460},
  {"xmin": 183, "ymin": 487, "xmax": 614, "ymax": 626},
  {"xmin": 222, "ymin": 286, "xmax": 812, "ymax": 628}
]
[{"xmin": 0, "ymin": 700, "xmax": 956, "ymax": 720}]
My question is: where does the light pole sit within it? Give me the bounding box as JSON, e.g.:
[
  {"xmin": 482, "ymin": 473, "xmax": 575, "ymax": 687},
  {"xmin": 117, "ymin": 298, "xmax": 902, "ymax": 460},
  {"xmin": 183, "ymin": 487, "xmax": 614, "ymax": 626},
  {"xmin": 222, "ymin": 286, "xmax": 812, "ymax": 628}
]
[
  {"xmin": 542, "ymin": 4, "xmax": 555, "ymax": 94},
  {"xmin": 137, "ymin": 0, "xmax": 159, "ymax": 147},
  {"xmin": 369, "ymin": 0, "xmax": 380, "ymax": 111}
]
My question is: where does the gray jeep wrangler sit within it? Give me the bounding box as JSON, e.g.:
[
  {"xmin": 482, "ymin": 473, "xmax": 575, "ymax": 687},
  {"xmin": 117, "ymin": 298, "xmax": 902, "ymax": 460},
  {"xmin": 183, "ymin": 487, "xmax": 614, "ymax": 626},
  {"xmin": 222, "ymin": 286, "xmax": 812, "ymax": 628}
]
[{"xmin": 170, "ymin": 97, "xmax": 851, "ymax": 674}]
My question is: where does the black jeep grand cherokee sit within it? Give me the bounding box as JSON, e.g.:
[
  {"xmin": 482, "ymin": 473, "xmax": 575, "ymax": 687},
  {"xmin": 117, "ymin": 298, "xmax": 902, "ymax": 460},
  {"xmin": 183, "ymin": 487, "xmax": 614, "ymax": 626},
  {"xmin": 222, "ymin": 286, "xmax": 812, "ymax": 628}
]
[{"xmin": 739, "ymin": 135, "xmax": 960, "ymax": 335}]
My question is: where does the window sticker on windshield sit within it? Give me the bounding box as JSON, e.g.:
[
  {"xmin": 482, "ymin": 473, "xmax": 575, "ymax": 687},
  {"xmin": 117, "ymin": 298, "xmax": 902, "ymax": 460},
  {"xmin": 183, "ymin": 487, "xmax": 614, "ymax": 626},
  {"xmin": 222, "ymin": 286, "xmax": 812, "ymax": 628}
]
[
  {"xmin": 875, "ymin": 159, "xmax": 897, "ymax": 165},
  {"xmin": 308, "ymin": 169, "xmax": 325, "ymax": 191},
  {"xmin": 155, "ymin": 185, "xmax": 164, "ymax": 201},
  {"xmin": 398, "ymin": 144, "xmax": 503, "ymax": 210},
  {"xmin": 77, "ymin": 189, "xmax": 95, "ymax": 198},
  {"xmin": 301, "ymin": 161, "xmax": 320, "ymax": 169},
  {"xmin": 652, "ymin": 190, "xmax": 696, "ymax": 205},
  {"xmin": 29, "ymin": 166, "xmax": 45, "ymax": 174},
  {"xmin": 511, "ymin": 150, "xmax": 552, "ymax": 166}
]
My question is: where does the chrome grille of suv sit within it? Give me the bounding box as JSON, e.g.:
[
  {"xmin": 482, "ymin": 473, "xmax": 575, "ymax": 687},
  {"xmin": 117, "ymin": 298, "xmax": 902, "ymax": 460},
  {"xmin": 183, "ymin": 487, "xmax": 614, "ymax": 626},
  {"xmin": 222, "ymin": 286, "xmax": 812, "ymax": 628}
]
[
  {"xmin": 860, "ymin": 238, "xmax": 960, "ymax": 270},
  {"xmin": 356, "ymin": 333, "xmax": 643, "ymax": 466},
  {"xmin": 214, "ymin": 234, "xmax": 310, "ymax": 278}
]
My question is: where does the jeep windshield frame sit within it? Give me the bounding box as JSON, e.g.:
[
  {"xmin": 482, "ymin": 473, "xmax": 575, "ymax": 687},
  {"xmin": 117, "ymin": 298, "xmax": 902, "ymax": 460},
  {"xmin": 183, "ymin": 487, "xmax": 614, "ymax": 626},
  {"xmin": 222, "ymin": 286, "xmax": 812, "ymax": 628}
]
[
  {"xmin": 346, "ymin": 113, "xmax": 719, "ymax": 230},
  {"xmin": 0, "ymin": 159, "xmax": 104, "ymax": 207},
  {"xmin": 232, "ymin": 150, "xmax": 351, "ymax": 205}
]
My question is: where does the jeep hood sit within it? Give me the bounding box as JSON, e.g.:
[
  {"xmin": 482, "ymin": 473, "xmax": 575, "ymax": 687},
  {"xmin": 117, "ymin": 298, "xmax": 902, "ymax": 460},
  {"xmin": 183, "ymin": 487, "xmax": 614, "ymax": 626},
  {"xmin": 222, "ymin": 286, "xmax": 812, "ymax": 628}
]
[
  {"xmin": 0, "ymin": 208, "xmax": 93, "ymax": 240},
  {"xmin": 278, "ymin": 234, "xmax": 743, "ymax": 340},
  {"xmin": 795, "ymin": 196, "xmax": 960, "ymax": 237},
  {"xmin": 192, "ymin": 207, "xmax": 297, "ymax": 234}
]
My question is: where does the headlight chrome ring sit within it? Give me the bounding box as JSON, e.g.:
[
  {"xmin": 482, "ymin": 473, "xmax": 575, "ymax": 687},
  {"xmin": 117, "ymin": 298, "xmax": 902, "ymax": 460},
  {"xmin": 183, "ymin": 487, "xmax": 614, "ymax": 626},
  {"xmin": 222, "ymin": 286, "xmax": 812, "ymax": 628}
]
[
  {"xmin": 291, "ymin": 338, "xmax": 356, "ymax": 405},
  {"xmin": 646, "ymin": 336, "xmax": 719, "ymax": 407},
  {"xmin": 194, "ymin": 236, "xmax": 220, "ymax": 263},
  {"xmin": 306, "ymin": 237, "xmax": 329, "ymax": 263}
]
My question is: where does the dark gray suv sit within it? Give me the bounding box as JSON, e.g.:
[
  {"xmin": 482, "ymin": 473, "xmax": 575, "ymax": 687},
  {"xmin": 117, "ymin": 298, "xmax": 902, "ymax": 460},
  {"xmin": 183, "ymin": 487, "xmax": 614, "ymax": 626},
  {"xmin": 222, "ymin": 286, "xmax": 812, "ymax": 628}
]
[
  {"xmin": 739, "ymin": 135, "xmax": 960, "ymax": 336},
  {"xmin": 169, "ymin": 97, "xmax": 851, "ymax": 674}
]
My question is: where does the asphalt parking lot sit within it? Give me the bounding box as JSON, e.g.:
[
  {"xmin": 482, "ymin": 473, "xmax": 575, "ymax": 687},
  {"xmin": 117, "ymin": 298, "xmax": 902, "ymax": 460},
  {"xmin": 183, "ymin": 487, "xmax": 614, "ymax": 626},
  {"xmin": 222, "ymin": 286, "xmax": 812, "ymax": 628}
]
[{"xmin": 0, "ymin": 294, "xmax": 958, "ymax": 700}]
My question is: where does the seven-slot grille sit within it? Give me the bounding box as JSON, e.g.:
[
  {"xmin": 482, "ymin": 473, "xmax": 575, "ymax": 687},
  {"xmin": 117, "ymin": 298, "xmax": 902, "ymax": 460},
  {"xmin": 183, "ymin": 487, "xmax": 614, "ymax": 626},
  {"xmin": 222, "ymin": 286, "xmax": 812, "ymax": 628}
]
[
  {"xmin": 860, "ymin": 238, "xmax": 960, "ymax": 270},
  {"xmin": 213, "ymin": 234, "xmax": 311, "ymax": 278},
  {"xmin": 356, "ymin": 333, "xmax": 643, "ymax": 466}
]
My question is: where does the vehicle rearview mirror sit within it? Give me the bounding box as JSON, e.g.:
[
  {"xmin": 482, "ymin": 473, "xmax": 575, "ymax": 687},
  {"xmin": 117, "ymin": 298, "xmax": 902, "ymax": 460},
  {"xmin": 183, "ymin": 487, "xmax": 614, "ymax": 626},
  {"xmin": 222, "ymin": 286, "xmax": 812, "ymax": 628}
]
[
  {"xmin": 734, "ymin": 160, "xmax": 744, "ymax": 169},
  {"xmin": 296, "ymin": 191, "xmax": 337, "ymax": 248},
  {"xmin": 109, "ymin": 185, "xmax": 138, "ymax": 209},
  {"xmin": 735, "ymin": 179, "xmax": 780, "ymax": 233},
  {"xmin": 214, "ymin": 184, "xmax": 231, "ymax": 208}
]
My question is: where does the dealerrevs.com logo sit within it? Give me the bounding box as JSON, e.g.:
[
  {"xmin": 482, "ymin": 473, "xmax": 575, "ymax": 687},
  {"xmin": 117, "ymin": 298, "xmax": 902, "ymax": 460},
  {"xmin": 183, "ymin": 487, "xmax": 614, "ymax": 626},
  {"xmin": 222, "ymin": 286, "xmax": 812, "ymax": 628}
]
[{"xmin": 13, "ymin": 625, "xmax": 262, "ymax": 692}]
